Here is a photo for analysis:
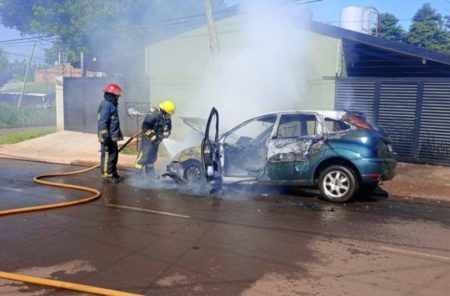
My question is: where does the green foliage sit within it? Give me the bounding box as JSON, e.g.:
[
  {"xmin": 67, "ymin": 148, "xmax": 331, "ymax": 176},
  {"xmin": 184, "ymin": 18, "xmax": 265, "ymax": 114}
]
[
  {"xmin": 0, "ymin": 102, "xmax": 56, "ymax": 128},
  {"xmin": 0, "ymin": 48, "xmax": 8, "ymax": 69},
  {"xmin": 0, "ymin": 127, "xmax": 55, "ymax": 144},
  {"xmin": 3, "ymin": 81, "xmax": 56, "ymax": 94},
  {"xmin": 0, "ymin": 48, "xmax": 11, "ymax": 85},
  {"xmin": 9, "ymin": 59, "xmax": 29, "ymax": 80},
  {"xmin": 405, "ymin": 3, "xmax": 450, "ymax": 53},
  {"xmin": 377, "ymin": 13, "xmax": 405, "ymax": 42}
]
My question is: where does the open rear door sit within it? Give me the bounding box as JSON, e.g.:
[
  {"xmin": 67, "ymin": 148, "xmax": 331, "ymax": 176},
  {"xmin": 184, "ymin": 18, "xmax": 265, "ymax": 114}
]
[{"xmin": 201, "ymin": 107, "xmax": 222, "ymax": 185}]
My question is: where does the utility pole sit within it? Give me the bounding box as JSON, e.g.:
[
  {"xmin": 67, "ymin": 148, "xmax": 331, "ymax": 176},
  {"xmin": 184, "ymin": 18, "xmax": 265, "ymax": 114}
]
[
  {"xmin": 80, "ymin": 51, "xmax": 85, "ymax": 77},
  {"xmin": 204, "ymin": 0, "xmax": 219, "ymax": 58},
  {"xmin": 17, "ymin": 40, "xmax": 37, "ymax": 110}
]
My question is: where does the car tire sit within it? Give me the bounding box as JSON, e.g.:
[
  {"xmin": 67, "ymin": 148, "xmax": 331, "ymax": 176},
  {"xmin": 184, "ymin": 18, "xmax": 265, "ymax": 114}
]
[
  {"xmin": 318, "ymin": 165, "xmax": 359, "ymax": 203},
  {"xmin": 182, "ymin": 160, "xmax": 204, "ymax": 183}
]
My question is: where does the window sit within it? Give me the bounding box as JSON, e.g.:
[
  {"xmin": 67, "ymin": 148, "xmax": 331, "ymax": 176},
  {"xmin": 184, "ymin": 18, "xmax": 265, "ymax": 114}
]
[
  {"xmin": 277, "ymin": 114, "xmax": 318, "ymax": 138},
  {"xmin": 224, "ymin": 115, "xmax": 277, "ymax": 145},
  {"xmin": 324, "ymin": 118, "xmax": 351, "ymax": 133}
]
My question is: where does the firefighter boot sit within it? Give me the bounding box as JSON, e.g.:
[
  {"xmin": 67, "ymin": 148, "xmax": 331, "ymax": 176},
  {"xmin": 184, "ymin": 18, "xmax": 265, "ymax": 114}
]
[{"xmin": 144, "ymin": 165, "xmax": 157, "ymax": 180}]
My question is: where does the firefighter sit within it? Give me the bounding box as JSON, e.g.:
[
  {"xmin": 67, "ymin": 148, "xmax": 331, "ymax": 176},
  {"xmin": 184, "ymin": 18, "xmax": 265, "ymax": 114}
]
[
  {"xmin": 97, "ymin": 83, "xmax": 124, "ymax": 183},
  {"xmin": 135, "ymin": 100, "xmax": 175, "ymax": 178}
]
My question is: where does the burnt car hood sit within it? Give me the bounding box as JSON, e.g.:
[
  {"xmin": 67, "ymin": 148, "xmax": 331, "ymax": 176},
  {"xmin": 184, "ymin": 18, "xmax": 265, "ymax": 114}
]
[{"xmin": 180, "ymin": 117, "xmax": 208, "ymax": 135}]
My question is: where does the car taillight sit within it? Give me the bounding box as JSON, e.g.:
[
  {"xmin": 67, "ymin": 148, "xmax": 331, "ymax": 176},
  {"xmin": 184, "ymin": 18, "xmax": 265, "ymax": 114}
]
[{"xmin": 350, "ymin": 116, "xmax": 370, "ymax": 130}]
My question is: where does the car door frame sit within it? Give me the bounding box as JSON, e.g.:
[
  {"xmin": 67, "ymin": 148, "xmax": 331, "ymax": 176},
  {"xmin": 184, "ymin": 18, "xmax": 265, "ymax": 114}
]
[
  {"xmin": 261, "ymin": 111, "xmax": 325, "ymax": 185},
  {"xmin": 219, "ymin": 113, "xmax": 279, "ymax": 183}
]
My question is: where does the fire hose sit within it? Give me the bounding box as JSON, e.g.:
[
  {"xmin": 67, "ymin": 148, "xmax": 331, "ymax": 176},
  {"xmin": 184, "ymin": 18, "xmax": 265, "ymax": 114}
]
[{"xmin": 0, "ymin": 131, "xmax": 144, "ymax": 296}]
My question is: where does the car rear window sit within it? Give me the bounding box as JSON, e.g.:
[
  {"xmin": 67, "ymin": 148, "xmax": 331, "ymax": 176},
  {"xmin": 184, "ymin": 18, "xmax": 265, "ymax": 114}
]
[{"xmin": 324, "ymin": 118, "xmax": 351, "ymax": 133}]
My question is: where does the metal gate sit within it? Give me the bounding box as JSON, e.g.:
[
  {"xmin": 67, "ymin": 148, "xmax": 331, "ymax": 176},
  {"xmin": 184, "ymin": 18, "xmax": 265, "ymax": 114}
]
[
  {"xmin": 336, "ymin": 78, "xmax": 450, "ymax": 165},
  {"xmin": 63, "ymin": 77, "xmax": 150, "ymax": 135}
]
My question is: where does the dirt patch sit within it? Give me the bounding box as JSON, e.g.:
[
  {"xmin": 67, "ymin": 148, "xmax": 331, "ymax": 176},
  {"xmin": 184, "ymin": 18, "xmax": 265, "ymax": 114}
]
[{"xmin": 381, "ymin": 162, "xmax": 450, "ymax": 202}]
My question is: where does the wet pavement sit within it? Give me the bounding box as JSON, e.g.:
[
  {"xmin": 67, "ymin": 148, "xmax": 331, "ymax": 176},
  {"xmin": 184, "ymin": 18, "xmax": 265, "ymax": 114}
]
[{"xmin": 1, "ymin": 159, "xmax": 450, "ymax": 295}]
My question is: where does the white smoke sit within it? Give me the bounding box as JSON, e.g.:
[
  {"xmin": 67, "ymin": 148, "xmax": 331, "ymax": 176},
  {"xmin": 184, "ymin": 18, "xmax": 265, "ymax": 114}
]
[
  {"xmin": 200, "ymin": 0, "xmax": 310, "ymax": 128},
  {"xmin": 166, "ymin": 0, "xmax": 311, "ymax": 156}
]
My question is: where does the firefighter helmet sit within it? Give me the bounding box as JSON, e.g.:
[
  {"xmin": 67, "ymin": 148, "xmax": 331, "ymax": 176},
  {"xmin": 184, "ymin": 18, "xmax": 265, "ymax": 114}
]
[
  {"xmin": 103, "ymin": 83, "xmax": 122, "ymax": 96},
  {"xmin": 159, "ymin": 100, "xmax": 176, "ymax": 115}
]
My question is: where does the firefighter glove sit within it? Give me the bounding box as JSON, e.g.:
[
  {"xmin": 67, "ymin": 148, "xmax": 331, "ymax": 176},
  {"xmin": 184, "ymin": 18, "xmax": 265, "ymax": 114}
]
[{"xmin": 144, "ymin": 130, "xmax": 159, "ymax": 143}]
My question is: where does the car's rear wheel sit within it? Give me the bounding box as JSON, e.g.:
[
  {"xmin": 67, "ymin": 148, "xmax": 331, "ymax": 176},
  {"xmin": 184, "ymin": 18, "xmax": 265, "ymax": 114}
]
[
  {"xmin": 182, "ymin": 160, "xmax": 203, "ymax": 183},
  {"xmin": 318, "ymin": 165, "xmax": 359, "ymax": 203}
]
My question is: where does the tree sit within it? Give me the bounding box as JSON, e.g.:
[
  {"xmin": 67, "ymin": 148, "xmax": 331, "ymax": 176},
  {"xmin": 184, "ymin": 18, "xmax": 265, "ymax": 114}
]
[
  {"xmin": 405, "ymin": 3, "xmax": 450, "ymax": 53},
  {"xmin": 0, "ymin": 0, "xmax": 226, "ymax": 74},
  {"xmin": 0, "ymin": 48, "xmax": 11, "ymax": 86},
  {"xmin": 376, "ymin": 13, "xmax": 405, "ymax": 42},
  {"xmin": 9, "ymin": 59, "xmax": 29, "ymax": 80}
]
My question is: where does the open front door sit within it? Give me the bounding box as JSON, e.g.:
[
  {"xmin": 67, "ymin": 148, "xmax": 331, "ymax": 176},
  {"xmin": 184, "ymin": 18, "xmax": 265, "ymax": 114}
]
[{"xmin": 201, "ymin": 107, "xmax": 222, "ymax": 184}]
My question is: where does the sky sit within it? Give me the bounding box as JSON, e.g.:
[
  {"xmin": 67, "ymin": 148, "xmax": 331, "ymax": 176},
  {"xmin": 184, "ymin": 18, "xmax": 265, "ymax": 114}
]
[
  {"xmin": 0, "ymin": 25, "xmax": 48, "ymax": 63},
  {"xmin": 1, "ymin": 0, "xmax": 450, "ymax": 64},
  {"xmin": 304, "ymin": 0, "xmax": 450, "ymax": 28},
  {"xmin": 225, "ymin": 0, "xmax": 450, "ymax": 28}
]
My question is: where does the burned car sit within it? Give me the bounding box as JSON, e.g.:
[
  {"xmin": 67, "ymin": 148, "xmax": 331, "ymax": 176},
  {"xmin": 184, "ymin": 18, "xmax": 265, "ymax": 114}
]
[{"xmin": 166, "ymin": 108, "xmax": 397, "ymax": 203}]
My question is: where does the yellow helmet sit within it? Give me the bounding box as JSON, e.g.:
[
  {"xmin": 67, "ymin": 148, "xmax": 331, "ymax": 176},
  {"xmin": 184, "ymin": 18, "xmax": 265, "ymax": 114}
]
[{"xmin": 159, "ymin": 100, "xmax": 176, "ymax": 115}]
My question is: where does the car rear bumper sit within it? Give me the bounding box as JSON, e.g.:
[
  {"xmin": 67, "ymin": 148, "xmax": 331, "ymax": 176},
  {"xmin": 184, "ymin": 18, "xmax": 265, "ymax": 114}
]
[{"xmin": 358, "ymin": 158, "xmax": 397, "ymax": 183}]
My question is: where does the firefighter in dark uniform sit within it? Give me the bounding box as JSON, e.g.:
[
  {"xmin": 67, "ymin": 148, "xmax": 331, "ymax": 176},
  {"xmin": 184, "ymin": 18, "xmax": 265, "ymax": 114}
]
[
  {"xmin": 97, "ymin": 83, "xmax": 124, "ymax": 182},
  {"xmin": 135, "ymin": 100, "xmax": 175, "ymax": 177}
]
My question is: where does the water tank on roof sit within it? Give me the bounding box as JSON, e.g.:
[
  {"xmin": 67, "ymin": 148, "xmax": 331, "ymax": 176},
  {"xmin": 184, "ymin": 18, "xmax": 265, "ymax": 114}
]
[{"xmin": 340, "ymin": 6, "xmax": 378, "ymax": 35}]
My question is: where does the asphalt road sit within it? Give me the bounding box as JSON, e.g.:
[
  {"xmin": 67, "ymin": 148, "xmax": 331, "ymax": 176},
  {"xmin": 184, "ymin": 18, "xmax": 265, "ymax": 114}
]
[{"xmin": 0, "ymin": 159, "xmax": 449, "ymax": 296}]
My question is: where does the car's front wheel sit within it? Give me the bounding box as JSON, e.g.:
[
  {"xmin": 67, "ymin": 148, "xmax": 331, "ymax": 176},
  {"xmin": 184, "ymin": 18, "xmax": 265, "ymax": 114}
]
[
  {"xmin": 182, "ymin": 160, "xmax": 204, "ymax": 183},
  {"xmin": 318, "ymin": 165, "xmax": 359, "ymax": 203}
]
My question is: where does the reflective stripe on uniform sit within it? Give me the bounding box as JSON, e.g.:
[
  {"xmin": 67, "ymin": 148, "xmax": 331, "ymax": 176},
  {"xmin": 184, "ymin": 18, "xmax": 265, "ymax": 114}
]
[
  {"xmin": 103, "ymin": 150, "xmax": 109, "ymax": 176},
  {"xmin": 134, "ymin": 152, "xmax": 143, "ymax": 169},
  {"xmin": 100, "ymin": 129, "xmax": 108, "ymax": 134},
  {"xmin": 111, "ymin": 115, "xmax": 118, "ymax": 120}
]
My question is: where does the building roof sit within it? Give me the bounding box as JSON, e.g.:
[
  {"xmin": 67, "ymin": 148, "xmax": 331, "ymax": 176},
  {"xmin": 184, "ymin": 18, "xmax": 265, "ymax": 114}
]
[{"xmin": 309, "ymin": 21, "xmax": 450, "ymax": 77}]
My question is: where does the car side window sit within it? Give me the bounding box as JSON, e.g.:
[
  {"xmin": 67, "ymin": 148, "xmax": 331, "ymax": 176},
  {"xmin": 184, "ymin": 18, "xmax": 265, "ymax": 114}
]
[
  {"xmin": 224, "ymin": 115, "xmax": 277, "ymax": 145},
  {"xmin": 276, "ymin": 114, "xmax": 318, "ymax": 138},
  {"xmin": 324, "ymin": 118, "xmax": 351, "ymax": 133}
]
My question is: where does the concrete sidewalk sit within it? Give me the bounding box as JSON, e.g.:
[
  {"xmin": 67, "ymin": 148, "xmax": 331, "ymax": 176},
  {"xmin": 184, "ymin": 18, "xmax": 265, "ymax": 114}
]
[
  {"xmin": 1, "ymin": 131, "xmax": 449, "ymax": 203},
  {"xmin": 0, "ymin": 131, "xmax": 168, "ymax": 172}
]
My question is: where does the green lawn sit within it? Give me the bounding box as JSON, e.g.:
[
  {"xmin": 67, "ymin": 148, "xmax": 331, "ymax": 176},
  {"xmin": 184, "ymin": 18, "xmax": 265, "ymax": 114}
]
[
  {"xmin": 119, "ymin": 141, "xmax": 168, "ymax": 157},
  {"xmin": 0, "ymin": 127, "xmax": 56, "ymax": 145}
]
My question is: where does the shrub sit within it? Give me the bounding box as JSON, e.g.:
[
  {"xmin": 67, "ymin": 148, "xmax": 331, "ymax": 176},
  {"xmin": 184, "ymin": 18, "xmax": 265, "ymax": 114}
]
[{"xmin": 0, "ymin": 102, "xmax": 56, "ymax": 128}]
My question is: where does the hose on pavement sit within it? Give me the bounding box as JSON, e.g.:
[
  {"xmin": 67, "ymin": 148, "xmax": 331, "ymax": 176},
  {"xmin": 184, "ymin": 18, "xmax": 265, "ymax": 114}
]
[{"xmin": 0, "ymin": 130, "xmax": 144, "ymax": 296}]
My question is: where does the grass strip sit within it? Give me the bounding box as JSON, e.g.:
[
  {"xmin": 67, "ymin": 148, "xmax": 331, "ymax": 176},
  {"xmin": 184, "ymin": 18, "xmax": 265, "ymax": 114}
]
[{"xmin": 0, "ymin": 127, "xmax": 56, "ymax": 145}]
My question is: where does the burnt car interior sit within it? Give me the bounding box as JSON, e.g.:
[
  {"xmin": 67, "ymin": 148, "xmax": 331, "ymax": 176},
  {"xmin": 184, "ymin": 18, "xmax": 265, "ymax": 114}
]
[
  {"xmin": 222, "ymin": 114, "xmax": 277, "ymax": 177},
  {"xmin": 276, "ymin": 114, "xmax": 318, "ymax": 138},
  {"xmin": 268, "ymin": 114, "xmax": 321, "ymax": 164}
]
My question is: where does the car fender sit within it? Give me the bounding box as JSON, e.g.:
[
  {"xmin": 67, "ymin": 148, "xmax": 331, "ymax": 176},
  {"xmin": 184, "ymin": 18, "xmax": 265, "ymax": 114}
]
[{"xmin": 308, "ymin": 148, "xmax": 363, "ymax": 182}]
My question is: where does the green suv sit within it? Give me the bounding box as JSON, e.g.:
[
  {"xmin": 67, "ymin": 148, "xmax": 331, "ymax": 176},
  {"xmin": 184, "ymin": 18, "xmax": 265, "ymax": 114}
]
[{"xmin": 165, "ymin": 108, "xmax": 397, "ymax": 203}]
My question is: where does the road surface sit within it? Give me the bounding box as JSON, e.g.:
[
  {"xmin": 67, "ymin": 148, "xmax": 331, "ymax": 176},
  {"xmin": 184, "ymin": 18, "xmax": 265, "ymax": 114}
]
[{"xmin": 0, "ymin": 159, "xmax": 449, "ymax": 295}]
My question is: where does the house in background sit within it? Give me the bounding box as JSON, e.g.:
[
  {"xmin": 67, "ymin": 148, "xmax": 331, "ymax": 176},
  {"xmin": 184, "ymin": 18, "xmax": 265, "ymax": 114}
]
[
  {"xmin": 35, "ymin": 64, "xmax": 82, "ymax": 83},
  {"xmin": 145, "ymin": 7, "xmax": 450, "ymax": 165},
  {"xmin": 0, "ymin": 80, "xmax": 55, "ymax": 108}
]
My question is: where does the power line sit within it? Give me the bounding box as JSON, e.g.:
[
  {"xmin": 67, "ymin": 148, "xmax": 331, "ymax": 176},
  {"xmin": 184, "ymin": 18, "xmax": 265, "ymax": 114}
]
[{"xmin": 0, "ymin": 49, "xmax": 46, "ymax": 61}]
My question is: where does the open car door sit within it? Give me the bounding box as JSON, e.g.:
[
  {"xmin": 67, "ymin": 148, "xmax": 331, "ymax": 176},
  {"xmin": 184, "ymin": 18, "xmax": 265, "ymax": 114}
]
[{"xmin": 201, "ymin": 107, "xmax": 222, "ymax": 185}]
